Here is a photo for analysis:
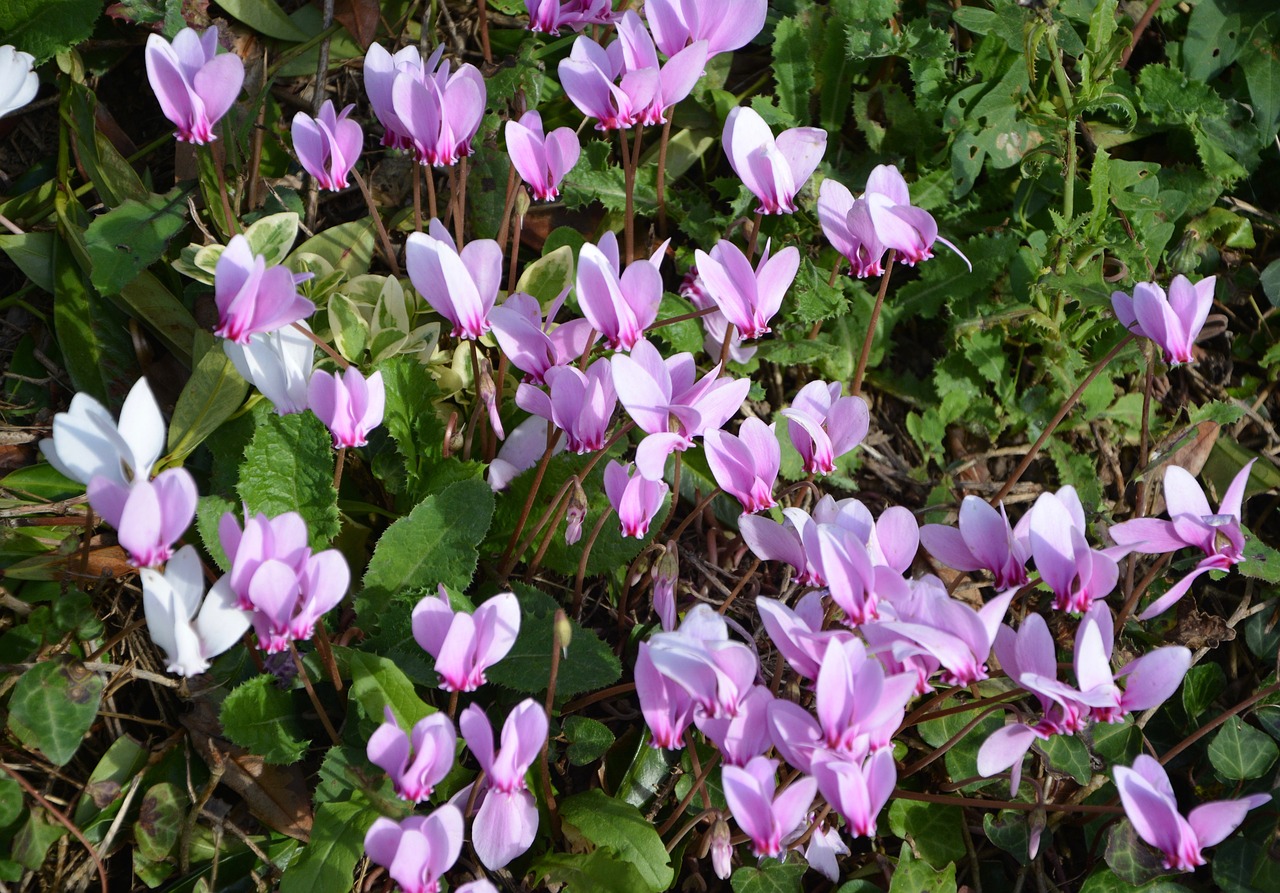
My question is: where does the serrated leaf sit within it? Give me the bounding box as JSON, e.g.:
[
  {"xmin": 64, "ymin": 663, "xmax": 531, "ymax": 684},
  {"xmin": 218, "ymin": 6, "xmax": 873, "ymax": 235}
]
[
  {"xmin": 220, "ymin": 676, "xmax": 309, "ymax": 764},
  {"xmin": 0, "ymin": 0, "xmax": 102, "ymax": 63},
  {"xmin": 237, "ymin": 411, "xmax": 339, "ymax": 549},
  {"xmin": 83, "ymin": 188, "xmax": 188, "ymax": 295},
  {"xmin": 1208, "ymin": 716, "xmax": 1278, "ymax": 780},
  {"xmin": 560, "ymin": 790, "xmax": 674, "ymax": 893},
  {"xmin": 358, "ymin": 479, "xmax": 494, "ymax": 622},
  {"xmin": 6, "ymin": 658, "xmax": 104, "ymax": 766},
  {"xmin": 773, "ymin": 15, "xmax": 813, "ymax": 122}
]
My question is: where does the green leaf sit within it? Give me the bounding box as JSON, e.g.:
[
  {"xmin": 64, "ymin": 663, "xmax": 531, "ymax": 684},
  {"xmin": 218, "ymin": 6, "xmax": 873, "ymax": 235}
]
[
  {"xmin": 983, "ymin": 811, "xmax": 1033, "ymax": 865},
  {"xmin": 0, "ymin": 232, "xmax": 55, "ymax": 292},
  {"xmin": 73, "ymin": 735, "xmax": 148, "ymax": 828},
  {"xmin": 117, "ymin": 272, "xmax": 199, "ymax": 365},
  {"xmin": 1182, "ymin": 663, "xmax": 1226, "ymax": 720},
  {"xmin": 1182, "ymin": 0, "xmax": 1249, "ymax": 82},
  {"xmin": 917, "ymin": 701, "xmax": 1002, "ymax": 792},
  {"xmin": 278, "ymin": 798, "xmax": 379, "ymax": 893},
  {"xmin": 516, "ymin": 245, "xmax": 575, "ymax": 305},
  {"xmin": 217, "ymin": 0, "xmax": 310, "ymax": 41},
  {"xmin": 133, "ymin": 783, "xmax": 185, "ymax": 862},
  {"xmin": 0, "ymin": 0, "xmax": 101, "ymax": 63},
  {"xmin": 245, "ymin": 212, "xmax": 301, "ymax": 266},
  {"xmin": 564, "ymin": 716, "xmax": 615, "ymax": 766},
  {"xmin": 1105, "ymin": 819, "xmax": 1177, "ymax": 886},
  {"xmin": 730, "ymin": 861, "xmax": 807, "ymax": 893},
  {"xmin": 358, "ymin": 479, "xmax": 494, "ymax": 621},
  {"xmin": 51, "ymin": 230, "xmax": 137, "ymax": 405},
  {"xmin": 773, "ymin": 15, "xmax": 813, "ymax": 122},
  {"xmin": 0, "ymin": 776, "xmax": 22, "ymax": 827},
  {"xmin": 1081, "ymin": 865, "xmax": 1193, "ymax": 893},
  {"xmin": 220, "ymin": 675, "xmax": 309, "ymax": 764},
  {"xmin": 1239, "ymin": 18, "xmax": 1280, "ymax": 141},
  {"xmin": 1090, "ymin": 717, "xmax": 1141, "ymax": 765},
  {"xmin": 1239, "ymin": 526, "xmax": 1280, "ymax": 585},
  {"xmin": 888, "ymin": 799, "xmax": 965, "ymax": 868},
  {"xmin": 1038, "ymin": 734, "xmax": 1092, "ymax": 784},
  {"xmin": 1208, "ymin": 716, "xmax": 1279, "ymax": 780},
  {"xmin": 12, "ymin": 809, "xmax": 66, "ymax": 871},
  {"xmin": 559, "ymin": 789, "xmax": 674, "ymax": 893},
  {"xmin": 6, "ymin": 658, "xmax": 104, "ymax": 766},
  {"xmin": 532, "ymin": 848, "xmax": 652, "ymax": 893},
  {"xmin": 889, "ymin": 844, "xmax": 957, "ymax": 893},
  {"xmin": 237, "ymin": 411, "xmax": 339, "ymax": 550},
  {"xmin": 346, "ymin": 650, "xmax": 432, "ymax": 728},
  {"xmin": 1261, "ymin": 258, "xmax": 1280, "ymax": 308},
  {"xmin": 83, "ymin": 188, "xmax": 188, "ymax": 296},
  {"xmin": 167, "ymin": 332, "xmax": 250, "ymax": 463},
  {"xmin": 294, "ymin": 218, "xmax": 377, "ymax": 277}
]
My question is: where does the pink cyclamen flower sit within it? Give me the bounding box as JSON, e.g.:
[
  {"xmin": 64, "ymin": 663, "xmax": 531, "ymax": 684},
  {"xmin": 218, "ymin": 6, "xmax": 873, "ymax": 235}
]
[
  {"xmin": 406, "ymin": 220, "xmax": 502, "ymax": 339},
  {"xmin": 145, "ymin": 27, "xmax": 244, "ymax": 145},
  {"xmin": 412, "ymin": 587, "xmax": 520, "ymax": 692},
  {"xmin": 819, "ymin": 165, "xmax": 970, "ymax": 276},
  {"xmin": 604, "ymin": 460, "xmax": 669, "ymax": 538},
  {"xmin": 489, "ymin": 416, "xmax": 567, "ymax": 491},
  {"xmin": 459, "ymin": 700, "xmax": 549, "ymax": 869},
  {"xmin": 614, "ymin": 12, "xmax": 708, "ymax": 125},
  {"xmin": 646, "ymin": 605, "xmax": 759, "ymax": 719},
  {"xmin": 558, "ymin": 35, "xmax": 657, "ymax": 131},
  {"xmin": 680, "ymin": 266, "xmax": 757, "ymax": 363},
  {"xmin": 292, "ymin": 100, "xmax": 362, "ymax": 191},
  {"xmin": 364, "ymin": 805, "xmax": 464, "ymax": 893},
  {"xmin": 1114, "ymin": 755, "xmax": 1270, "ymax": 872},
  {"xmin": 88, "ymin": 468, "xmax": 197, "ymax": 568},
  {"xmin": 1028, "ymin": 486, "xmax": 1125, "ymax": 613},
  {"xmin": 723, "ymin": 106, "xmax": 827, "ymax": 215},
  {"xmin": 782, "ymin": 380, "xmax": 870, "ymax": 475},
  {"xmin": 576, "ymin": 231, "xmax": 666, "ymax": 351},
  {"xmin": 516, "ymin": 358, "xmax": 616, "ymax": 453},
  {"xmin": 810, "ymin": 748, "xmax": 896, "ymax": 838},
  {"xmin": 364, "ymin": 43, "xmax": 433, "ymax": 151},
  {"xmin": 1074, "ymin": 604, "xmax": 1191, "ymax": 723},
  {"xmin": 223, "ymin": 321, "xmax": 315, "ymax": 415},
  {"xmin": 390, "ymin": 50, "xmax": 485, "ymax": 166},
  {"xmin": 219, "ymin": 509, "xmax": 311, "ymax": 610},
  {"xmin": 757, "ymin": 592, "xmax": 852, "ymax": 681},
  {"xmin": 611, "ymin": 338, "xmax": 751, "ymax": 479},
  {"xmin": 696, "ymin": 684, "xmax": 774, "ymax": 767},
  {"xmin": 636, "ymin": 641, "xmax": 697, "ymax": 748},
  {"xmin": 367, "ymin": 708, "xmax": 457, "ymax": 803},
  {"xmin": 721, "ymin": 757, "xmax": 817, "ymax": 858},
  {"xmin": 213, "ymin": 235, "xmax": 316, "ymax": 345},
  {"xmin": 1110, "ymin": 460, "xmax": 1255, "ymax": 620},
  {"xmin": 704, "ymin": 418, "xmax": 779, "ymax": 514},
  {"xmin": 694, "ymin": 239, "xmax": 800, "ymax": 339},
  {"xmin": 920, "ymin": 496, "xmax": 1032, "ymax": 592},
  {"xmin": 243, "ymin": 548, "xmax": 350, "ymax": 653},
  {"xmin": 1112, "ymin": 275, "xmax": 1215, "ymax": 366},
  {"xmin": 308, "ymin": 367, "xmax": 385, "ymax": 448},
  {"xmin": 645, "ymin": 0, "xmax": 768, "ymax": 58},
  {"xmin": 40, "ymin": 377, "xmax": 165, "ymax": 488},
  {"xmin": 490, "ymin": 291, "xmax": 597, "ymax": 385},
  {"xmin": 526, "ymin": 0, "xmax": 618, "ymax": 33},
  {"xmin": 506, "ymin": 110, "xmax": 581, "ymax": 201},
  {"xmin": 140, "ymin": 546, "xmax": 249, "ymax": 677}
]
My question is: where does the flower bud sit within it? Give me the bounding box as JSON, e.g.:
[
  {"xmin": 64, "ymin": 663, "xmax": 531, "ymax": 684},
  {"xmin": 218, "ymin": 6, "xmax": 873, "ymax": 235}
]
[
  {"xmin": 709, "ymin": 815, "xmax": 732, "ymax": 880},
  {"xmin": 651, "ymin": 541, "xmax": 678, "ymax": 631},
  {"xmin": 478, "ymin": 356, "xmax": 504, "ymax": 440},
  {"xmin": 553, "ymin": 609, "xmax": 572, "ymax": 658},
  {"xmin": 565, "ymin": 477, "xmax": 587, "ymax": 545}
]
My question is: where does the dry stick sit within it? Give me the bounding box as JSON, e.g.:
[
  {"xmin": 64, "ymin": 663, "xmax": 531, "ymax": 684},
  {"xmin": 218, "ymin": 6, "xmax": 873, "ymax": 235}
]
[
  {"xmin": 850, "ymin": 253, "xmax": 896, "ymax": 397},
  {"xmin": 989, "ymin": 334, "xmax": 1135, "ymax": 506},
  {"xmin": 717, "ymin": 557, "xmax": 761, "ymax": 615},
  {"xmin": 351, "ymin": 169, "xmax": 401, "ymax": 276},
  {"xmin": 572, "ymin": 507, "xmax": 615, "ymax": 618},
  {"xmin": 893, "ymin": 788, "xmax": 1124, "ymax": 815},
  {"xmin": 745, "ymin": 210, "xmax": 763, "ymax": 260},
  {"xmin": 292, "ymin": 644, "xmax": 341, "ymax": 746},
  {"xmin": 656, "ymin": 113, "xmax": 674, "ymax": 237},
  {"xmin": 539, "ymin": 610, "xmax": 567, "ymax": 837},
  {"xmin": 1, "ymin": 763, "xmax": 109, "ymax": 893},
  {"xmin": 413, "ymin": 163, "xmax": 424, "ymax": 232},
  {"xmin": 291, "ymin": 322, "xmax": 350, "ymax": 369}
]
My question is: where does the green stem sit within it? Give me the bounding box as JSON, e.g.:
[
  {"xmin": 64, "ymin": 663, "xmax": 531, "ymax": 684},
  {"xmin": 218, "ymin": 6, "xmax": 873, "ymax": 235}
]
[{"xmin": 1046, "ymin": 25, "xmax": 1078, "ymax": 222}]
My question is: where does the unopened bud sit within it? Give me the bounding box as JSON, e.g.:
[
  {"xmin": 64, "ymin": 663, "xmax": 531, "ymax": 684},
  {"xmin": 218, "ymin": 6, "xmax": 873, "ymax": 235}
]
[
  {"xmin": 478, "ymin": 358, "xmax": 504, "ymax": 440},
  {"xmin": 553, "ymin": 609, "xmax": 572, "ymax": 658},
  {"xmin": 651, "ymin": 541, "xmax": 679, "ymax": 631},
  {"xmin": 515, "ymin": 188, "xmax": 532, "ymax": 220},
  {"xmin": 709, "ymin": 815, "xmax": 732, "ymax": 880},
  {"xmin": 565, "ymin": 477, "xmax": 587, "ymax": 545}
]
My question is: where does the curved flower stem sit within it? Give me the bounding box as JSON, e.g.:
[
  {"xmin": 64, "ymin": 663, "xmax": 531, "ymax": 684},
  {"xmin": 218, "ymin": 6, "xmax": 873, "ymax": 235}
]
[
  {"xmin": 1159, "ymin": 680, "xmax": 1280, "ymax": 767},
  {"xmin": 496, "ymin": 163, "xmax": 519, "ymax": 253},
  {"xmin": 989, "ymin": 335, "xmax": 1134, "ymax": 505},
  {"xmin": 902, "ymin": 703, "xmax": 1012, "ymax": 777},
  {"xmin": 1123, "ymin": 343, "xmax": 1157, "ymax": 599},
  {"xmin": 412, "ymin": 163, "xmax": 423, "ymax": 232},
  {"xmin": 425, "ymin": 166, "xmax": 438, "ymax": 222},
  {"xmin": 455, "ymin": 156, "xmax": 469, "ymax": 243},
  {"xmin": 666, "ymin": 488, "xmax": 722, "ymax": 544},
  {"xmin": 351, "ymin": 168, "xmax": 401, "ymax": 277},
  {"xmin": 654, "ymin": 453, "xmax": 682, "ymax": 539},
  {"xmin": 476, "ymin": 0, "xmax": 493, "ymax": 63},
  {"xmin": 291, "ymin": 322, "xmax": 350, "ymax": 369},
  {"xmin": 463, "ymin": 339, "xmax": 485, "ymax": 461},
  {"xmin": 892, "ymin": 788, "xmax": 1123, "ymax": 815},
  {"xmin": 656, "ymin": 113, "xmax": 674, "ymax": 237},
  {"xmin": 718, "ymin": 322, "xmax": 736, "ymax": 368},
  {"xmin": 717, "ymin": 557, "xmax": 761, "ymax": 615},
  {"xmin": 524, "ymin": 486, "xmax": 575, "ymax": 582},
  {"xmin": 447, "ymin": 688, "xmax": 459, "ymax": 720},
  {"xmin": 621, "ymin": 127, "xmax": 636, "ymax": 265},
  {"xmin": 745, "ymin": 210, "xmax": 763, "ymax": 260},
  {"xmin": 572, "ymin": 507, "xmax": 615, "ymax": 618},
  {"xmin": 333, "ymin": 446, "xmax": 346, "ymax": 491},
  {"xmin": 658, "ymin": 751, "xmax": 721, "ymax": 836},
  {"xmin": 648, "ymin": 306, "xmax": 718, "ymax": 330},
  {"xmin": 498, "ymin": 430, "xmax": 564, "ymax": 579},
  {"xmin": 539, "ymin": 610, "xmax": 566, "ymax": 837},
  {"xmin": 507, "ymin": 212, "xmax": 524, "ymax": 296},
  {"xmin": 314, "ymin": 624, "xmax": 343, "ymax": 691},
  {"xmin": 664, "ymin": 807, "xmax": 719, "ymax": 853},
  {"xmin": 851, "ymin": 253, "xmax": 895, "ymax": 397},
  {"xmin": 1113, "ymin": 553, "xmax": 1172, "ymax": 630},
  {"xmin": 292, "ymin": 644, "xmax": 341, "ymax": 746}
]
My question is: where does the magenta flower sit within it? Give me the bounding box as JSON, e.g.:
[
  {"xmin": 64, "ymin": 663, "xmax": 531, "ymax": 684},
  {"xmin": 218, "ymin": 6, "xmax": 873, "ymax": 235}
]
[
  {"xmin": 645, "ymin": 0, "xmax": 768, "ymax": 57},
  {"xmin": 781, "ymin": 380, "xmax": 870, "ymax": 475},
  {"xmin": 219, "ymin": 509, "xmax": 311, "ymax": 611},
  {"xmin": 810, "ymin": 749, "xmax": 896, "ymax": 839},
  {"xmin": 243, "ymin": 548, "xmax": 350, "ymax": 653},
  {"xmin": 367, "ymin": 708, "xmax": 457, "ymax": 803},
  {"xmin": 1114, "ymin": 755, "xmax": 1270, "ymax": 872},
  {"xmin": 506, "ymin": 110, "xmax": 581, "ymax": 201},
  {"xmin": 757, "ymin": 593, "xmax": 851, "ymax": 681},
  {"xmin": 611, "ymin": 339, "xmax": 750, "ymax": 479},
  {"xmin": 614, "ymin": 12, "xmax": 708, "ymax": 125},
  {"xmin": 722, "ymin": 757, "xmax": 817, "ymax": 858},
  {"xmin": 723, "ymin": 106, "xmax": 827, "ymax": 215},
  {"xmin": 1028, "ymin": 486, "xmax": 1124, "ymax": 613},
  {"xmin": 489, "ymin": 416, "xmax": 567, "ymax": 491},
  {"xmin": 364, "ymin": 805, "xmax": 464, "ymax": 893},
  {"xmin": 1112, "ymin": 275, "xmax": 1215, "ymax": 366},
  {"xmin": 490, "ymin": 292, "xmax": 598, "ymax": 385},
  {"xmin": 559, "ymin": 35, "xmax": 657, "ymax": 131},
  {"xmin": 364, "ymin": 43, "xmax": 434, "ymax": 151},
  {"xmin": 819, "ymin": 165, "xmax": 969, "ymax": 276},
  {"xmin": 693, "ymin": 239, "xmax": 799, "ymax": 339},
  {"xmin": 646, "ymin": 605, "xmax": 758, "ymax": 719},
  {"xmin": 88, "ymin": 468, "xmax": 197, "ymax": 569},
  {"xmin": 516, "ymin": 358, "xmax": 616, "ymax": 453},
  {"xmin": 812, "ymin": 524, "xmax": 887, "ymax": 627},
  {"xmin": 704, "ymin": 418, "xmax": 779, "ymax": 514},
  {"xmin": 920, "ymin": 496, "xmax": 1032, "ymax": 592},
  {"xmin": 696, "ymin": 685, "xmax": 774, "ymax": 767},
  {"xmin": 308, "ymin": 367, "xmax": 385, "ymax": 449},
  {"xmin": 604, "ymin": 460, "xmax": 668, "ymax": 538},
  {"xmin": 679, "ymin": 266, "xmax": 757, "ymax": 363},
  {"xmin": 145, "ymin": 27, "xmax": 244, "ymax": 145},
  {"xmin": 576, "ymin": 231, "xmax": 666, "ymax": 351},
  {"xmin": 459, "ymin": 700, "xmax": 548, "ymax": 869},
  {"xmin": 40, "ymin": 377, "xmax": 166, "ymax": 488},
  {"xmin": 213, "ymin": 235, "xmax": 316, "ymax": 345},
  {"xmin": 390, "ymin": 51, "xmax": 485, "ymax": 166},
  {"xmin": 140, "ymin": 546, "xmax": 249, "ymax": 677},
  {"xmin": 412, "ymin": 587, "xmax": 520, "ymax": 692},
  {"xmin": 526, "ymin": 0, "xmax": 618, "ymax": 33},
  {"xmin": 406, "ymin": 220, "xmax": 503, "ymax": 340},
  {"xmin": 1110, "ymin": 460, "xmax": 1255, "ymax": 620},
  {"xmin": 292, "ymin": 100, "xmax": 362, "ymax": 191},
  {"xmin": 1074, "ymin": 605, "xmax": 1191, "ymax": 723},
  {"xmin": 739, "ymin": 508, "xmax": 824, "ymax": 586},
  {"xmin": 636, "ymin": 641, "xmax": 697, "ymax": 748}
]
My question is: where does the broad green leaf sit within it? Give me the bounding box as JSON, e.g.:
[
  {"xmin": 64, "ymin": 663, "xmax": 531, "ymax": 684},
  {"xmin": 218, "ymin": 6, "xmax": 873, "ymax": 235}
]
[
  {"xmin": 532, "ymin": 848, "xmax": 652, "ymax": 893},
  {"xmin": 245, "ymin": 212, "xmax": 300, "ymax": 266},
  {"xmin": 1261, "ymin": 258, "xmax": 1280, "ymax": 309},
  {"xmin": 564, "ymin": 716, "xmax": 615, "ymax": 766},
  {"xmin": 0, "ymin": 0, "xmax": 101, "ymax": 63},
  {"xmin": 1182, "ymin": 663, "xmax": 1226, "ymax": 720},
  {"xmin": 516, "ymin": 245, "xmax": 575, "ymax": 305},
  {"xmin": 116, "ymin": 272, "xmax": 199, "ymax": 365},
  {"xmin": 237, "ymin": 411, "xmax": 339, "ymax": 550},
  {"xmin": 1208, "ymin": 716, "xmax": 1279, "ymax": 780},
  {"xmin": 889, "ymin": 844, "xmax": 957, "ymax": 893},
  {"xmin": 346, "ymin": 650, "xmax": 432, "ymax": 728},
  {"xmin": 1182, "ymin": 0, "xmax": 1249, "ymax": 82},
  {"xmin": 1081, "ymin": 865, "xmax": 1192, "ymax": 893},
  {"xmin": 329, "ymin": 292, "xmax": 370, "ymax": 361},
  {"xmin": 773, "ymin": 15, "xmax": 813, "ymax": 123},
  {"xmin": 730, "ymin": 861, "xmax": 807, "ymax": 893},
  {"xmin": 83, "ymin": 188, "xmax": 188, "ymax": 295},
  {"xmin": 0, "ymin": 232, "xmax": 55, "ymax": 292},
  {"xmin": 0, "ymin": 776, "xmax": 22, "ymax": 827},
  {"xmin": 133, "ymin": 783, "xmax": 184, "ymax": 862},
  {"xmin": 358, "ymin": 479, "xmax": 494, "ymax": 620},
  {"xmin": 218, "ymin": 0, "xmax": 310, "ymax": 41},
  {"xmin": 1212, "ymin": 833, "xmax": 1280, "ymax": 893},
  {"xmin": 1090, "ymin": 717, "xmax": 1141, "ymax": 764},
  {"xmin": 73, "ymin": 735, "xmax": 148, "ymax": 828},
  {"xmin": 7, "ymin": 658, "xmax": 104, "ymax": 766},
  {"xmin": 559, "ymin": 789, "xmax": 674, "ymax": 893},
  {"xmin": 294, "ymin": 218, "xmax": 377, "ymax": 277},
  {"xmin": 12, "ymin": 809, "xmax": 65, "ymax": 870},
  {"xmin": 1239, "ymin": 526, "xmax": 1280, "ymax": 585},
  {"xmin": 917, "ymin": 701, "xmax": 1002, "ymax": 792},
  {"xmin": 983, "ymin": 811, "xmax": 1033, "ymax": 864},
  {"xmin": 220, "ymin": 675, "xmax": 309, "ymax": 765},
  {"xmin": 888, "ymin": 799, "xmax": 965, "ymax": 868},
  {"xmin": 167, "ymin": 332, "xmax": 250, "ymax": 463},
  {"xmin": 1039, "ymin": 734, "xmax": 1092, "ymax": 784},
  {"xmin": 278, "ymin": 797, "xmax": 379, "ymax": 893},
  {"xmin": 51, "ymin": 231, "xmax": 137, "ymax": 405}
]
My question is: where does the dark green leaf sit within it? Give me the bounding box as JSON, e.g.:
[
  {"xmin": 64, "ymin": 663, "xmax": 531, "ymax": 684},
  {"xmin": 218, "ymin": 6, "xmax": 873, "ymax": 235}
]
[
  {"xmin": 168, "ymin": 332, "xmax": 250, "ymax": 463},
  {"xmin": 1081, "ymin": 865, "xmax": 1192, "ymax": 893},
  {"xmin": 217, "ymin": 0, "xmax": 309, "ymax": 41},
  {"xmin": 6, "ymin": 658, "xmax": 104, "ymax": 766},
  {"xmin": 51, "ymin": 231, "xmax": 137, "ymax": 405},
  {"xmin": 773, "ymin": 15, "xmax": 813, "ymax": 122},
  {"xmin": 0, "ymin": 0, "xmax": 101, "ymax": 62},
  {"xmin": 564, "ymin": 716, "xmax": 615, "ymax": 766},
  {"xmin": 532, "ymin": 848, "xmax": 652, "ymax": 893},
  {"xmin": 1208, "ymin": 716, "xmax": 1278, "ymax": 780},
  {"xmin": 560, "ymin": 790, "xmax": 674, "ymax": 893},
  {"xmin": 12, "ymin": 809, "xmax": 66, "ymax": 871},
  {"xmin": 486, "ymin": 589, "xmax": 621, "ymax": 700},
  {"xmin": 220, "ymin": 675, "xmax": 309, "ymax": 764},
  {"xmin": 889, "ymin": 844, "xmax": 957, "ymax": 893},
  {"xmin": 346, "ymin": 650, "xmax": 432, "ymax": 728},
  {"xmin": 237, "ymin": 411, "xmax": 339, "ymax": 549},
  {"xmin": 888, "ymin": 799, "xmax": 965, "ymax": 868},
  {"xmin": 730, "ymin": 861, "xmax": 807, "ymax": 893},
  {"xmin": 278, "ymin": 797, "xmax": 379, "ymax": 893},
  {"xmin": 0, "ymin": 232, "xmax": 55, "ymax": 292},
  {"xmin": 133, "ymin": 783, "xmax": 184, "ymax": 862},
  {"xmin": 1105, "ymin": 819, "xmax": 1178, "ymax": 886},
  {"xmin": 0, "ymin": 776, "xmax": 22, "ymax": 827},
  {"xmin": 1182, "ymin": 663, "xmax": 1226, "ymax": 720},
  {"xmin": 83, "ymin": 188, "xmax": 188, "ymax": 296},
  {"xmin": 1038, "ymin": 734, "xmax": 1092, "ymax": 784}
]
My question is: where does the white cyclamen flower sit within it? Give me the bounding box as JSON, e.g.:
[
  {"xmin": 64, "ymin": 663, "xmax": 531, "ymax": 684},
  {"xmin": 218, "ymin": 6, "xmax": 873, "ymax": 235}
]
[
  {"xmin": 223, "ymin": 322, "xmax": 315, "ymax": 415},
  {"xmin": 140, "ymin": 546, "xmax": 251, "ymax": 676},
  {"xmin": 40, "ymin": 378, "xmax": 166, "ymax": 487},
  {"xmin": 0, "ymin": 46, "xmax": 38, "ymax": 119}
]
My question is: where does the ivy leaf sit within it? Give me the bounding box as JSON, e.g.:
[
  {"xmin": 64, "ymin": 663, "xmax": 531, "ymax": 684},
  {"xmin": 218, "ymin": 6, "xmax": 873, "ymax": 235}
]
[
  {"xmin": 532, "ymin": 848, "xmax": 652, "ymax": 893},
  {"xmin": 6, "ymin": 658, "xmax": 104, "ymax": 767},
  {"xmin": 559, "ymin": 790, "xmax": 674, "ymax": 893},
  {"xmin": 220, "ymin": 676, "xmax": 309, "ymax": 765},
  {"xmin": 730, "ymin": 861, "xmax": 807, "ymax": 893},
  {"xmin": 889, "ymin": 844, "xmax": 957, "ymax": 893},
  {"xmin": 888, "ymin": 800, "xmax": 965, "ymax": 868},
  {"xmin": 237, "ymin": 411, "xmax": 339, "ymax": 549},
  {"xmin": 1208, "ymin": 716, "xmax": 1279, "ymax": 780}
]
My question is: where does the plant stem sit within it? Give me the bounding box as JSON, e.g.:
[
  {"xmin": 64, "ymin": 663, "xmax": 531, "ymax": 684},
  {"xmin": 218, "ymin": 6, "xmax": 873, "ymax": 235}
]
[
  {"xmin": 291, "ymin": 322, "xmax": 350, "ymax": 369},
  {"xmin": 539, "ymin": 610, "xmax": 566, "ymax": 837},
  {"xmin": 351, "ymin": 169, "xmax": 401, "ymax": 276},
  {"xmin": 496, "ymin": 162, "xmax": 519, "ymax": 250},
  {"xmin": 413, "ymin": 164, "xmax": 423, "ymax": 232},
  {"xmin": 426, "ymin": 166, "xmax": 438, "ymax": 222},
  {"xmin": 717, "ymin": 558, "xmax": 761, "ymax": 615},
  {"xmin": 498, "ymin": 431, "xmax": 564, "ymax": 577},
  {"xmin": 621, "ymin": 126, "xmax": 639, "ymax": 265},
  {"xmin": 656, "ymin": 113, "xmax": 673, "ymax": 237},
  {"xmin": 745, "ymin": 210, "xmax": 763, "ymax": 260},
  {"xmin": 476, "ymin": 0, "xmax": 493, "ymax": 62},
  {"xmin": 455, "ymin": 156, "xmax": 469, "ymax": 244},
  {"xmin": 653, "ymin": 452, "xmax": 682, "ymax": 538},
  {"xmin": 1, "ymin": 762, "xmax": 109, "ymax": 893},
  {"xmin": 989, "ymin": 335, "xmax": 1134, "ymax": 504},
  {"xmin": 1159, "ymin": 680, "xmax": 1280, "ymax": 766},
  {"xmin": 851, "ymin": 253, "xmax": 895, "ymax": 397},
  {"xmin": 314, "ymin": 624, "xmax": 343, "ymax": 691},
  {"xmin": 892, "ymin": 788, "xmax": 1123, "ymax": 815},
  {"xmin": 648, "ymin": 306, "xmax": 718, "ymax": 330},
  {"xmin": 333, "ymin": 446, "xmax": 346, "ymax": 491},
  {"xmin": 1046, "ymin": 24, "xmax": 1078, "ymax": 221},
  {"xmin": 572, "ymin": 507, "xmax": 614, "ymax": 618},
  {"xmin": 292, "ymin": 644, "xmax": 341, "ymax": 746}
]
